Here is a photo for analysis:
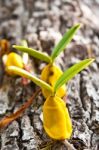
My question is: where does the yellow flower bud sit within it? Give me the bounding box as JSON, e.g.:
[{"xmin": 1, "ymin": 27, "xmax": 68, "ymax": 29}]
[
  {"xmin": 5, "ymin": 52, "xmax": 24, "ymax": 74},
  {"xmin": 41, "ymin": 64, "xmax": 66, "ymax": 98},
  {"xmin": 43, "ymin": 95, "xmax": 72, "ymax": 140}
]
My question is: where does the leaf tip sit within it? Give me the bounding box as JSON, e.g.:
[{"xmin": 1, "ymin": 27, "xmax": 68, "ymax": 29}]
[
  {"xmin": 89, "ymin": 58, "xmax": 95, "ymax": 65},
  {"xmin": 13, "ymin": 45, "xmax": 22, "ymax": 49},
  {"xmin": 12, "ymin": 45, "xmax": 17, "ymax": 49},
  {"xmin": 90, "ymin": 58, "xmax": 95, "ymax": 62},
  {"xmin": 12, "ymin": 45, "xmax": 15, "ymax": 47},
  {"xmin": 87, "ymin": 58, "xmax": 95, "ymax": 64},
  {"xmin": 74, "ymin": 23, "xmax": 81, "ymax": 30}
]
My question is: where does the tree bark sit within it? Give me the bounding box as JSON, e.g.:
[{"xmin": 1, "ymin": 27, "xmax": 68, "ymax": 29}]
[{"xmin": 0, "ymin": 0, "xmax": 99, "ymax": 149}]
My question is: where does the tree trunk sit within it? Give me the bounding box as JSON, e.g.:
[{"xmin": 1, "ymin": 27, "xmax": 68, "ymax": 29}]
[{"xmin": 0, "ymin": 0, "xmax": 99, "ymax": 149}]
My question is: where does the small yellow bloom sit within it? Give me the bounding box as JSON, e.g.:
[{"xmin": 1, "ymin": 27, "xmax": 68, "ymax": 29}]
[
  {"xmin": 43, "ymin": 95, "xmax": 72, "ymax": 140},
  {"xmin": 5, "ymin": 52, "xmax": 24, "ymax": 74},
  {"xmin": 41, "ymin": 64, "xmax": 66, "ymax": 98}
]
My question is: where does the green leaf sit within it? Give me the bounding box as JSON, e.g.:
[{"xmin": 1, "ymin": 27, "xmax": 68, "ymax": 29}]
[
  {"xmin": 51, "ymin": 24, "xmax": 80, "ymax": 61},
  {"xmin": 54, "ymin": 59, "xmax": 94, "ymax": 92},
  {"xmin": 13, "ymin": 45, "xmax": 51, "ymax": 63},
  {"xmin": 6, "ymin": 66, "xmax": 53, "ymax": 92}
]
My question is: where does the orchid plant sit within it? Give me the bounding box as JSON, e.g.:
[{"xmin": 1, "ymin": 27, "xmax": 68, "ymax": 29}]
[{"xmin": 0, "ymin": 24, "xmax": 94, "ymax": 148}]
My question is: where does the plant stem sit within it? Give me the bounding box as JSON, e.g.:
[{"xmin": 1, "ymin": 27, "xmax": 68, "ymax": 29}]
[
  {"xmin": 6, "ymin": 66, "xmax": 53, "ymax": 92},
  {"xmin": 62, "ymin": 140, "xmax": 76, "ymax": 150}
]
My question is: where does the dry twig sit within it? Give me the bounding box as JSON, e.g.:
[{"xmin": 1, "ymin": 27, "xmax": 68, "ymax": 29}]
[{"xmin": 0, "ymin": 88, "xmax": 41, "ymax": 128}]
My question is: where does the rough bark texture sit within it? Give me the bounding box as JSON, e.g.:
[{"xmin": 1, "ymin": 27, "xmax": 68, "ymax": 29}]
[{"xmin": 0, "ymin": 0, "xmax": 99, "ymax": 150}]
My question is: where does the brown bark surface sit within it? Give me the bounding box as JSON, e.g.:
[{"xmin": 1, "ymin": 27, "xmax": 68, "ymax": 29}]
[{"xmin": 0, "ymin": 0, "xmax": 99, "ymax": 149}]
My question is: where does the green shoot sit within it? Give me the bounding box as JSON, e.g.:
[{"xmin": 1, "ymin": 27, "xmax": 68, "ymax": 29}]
[
  {"xmin": 13, "ymin": 24, "xmax": 80, "ymax": 64},
  {"xmin": 6, "ymin": 66, "xmax": 53, "ymax": 92},
  {"xmin": 13, "ymin": 45, "xmax": 51, "ymax": 63},
  {"xmin": 51, "ymin": 24, "xmax": 80, "ymax": 61},
  {"xmin": 54, "ymin": 58, "xmax": 94, "ymax": 92}
]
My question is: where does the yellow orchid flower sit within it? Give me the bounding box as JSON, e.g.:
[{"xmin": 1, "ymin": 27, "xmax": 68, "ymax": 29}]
[
  {"xmin": 5, "ymin": 52, "xmax": 24, "ymax": 74},
  {"xmin": 6, "ymin": 59, "xmax": 94, "ymax": 140},
  {"xmin": 43, "ymin": 95, "xmax": 72, "ymax": 140},
  {"xmin": 41, "ymin": 64, "xmax": 66, "ymax": 98}
]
